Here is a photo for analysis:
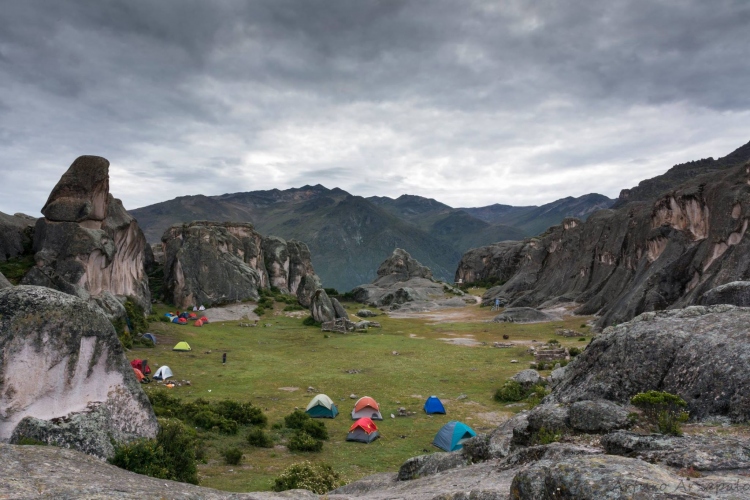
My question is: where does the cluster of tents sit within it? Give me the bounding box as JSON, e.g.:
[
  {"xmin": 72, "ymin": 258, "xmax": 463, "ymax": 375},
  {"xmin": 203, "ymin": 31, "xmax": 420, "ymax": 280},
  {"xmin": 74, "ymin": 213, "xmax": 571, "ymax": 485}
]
[
  {"xmin": 165, "ymin": 312, "xmax": 209, "ymax": 327},
  {"xmin": 304, "ymin": 393, "xmax": 476, "ymax": 450},
  {"xmin": 131, "ymin": 359, "xmax": 174, "ymax": 383}
]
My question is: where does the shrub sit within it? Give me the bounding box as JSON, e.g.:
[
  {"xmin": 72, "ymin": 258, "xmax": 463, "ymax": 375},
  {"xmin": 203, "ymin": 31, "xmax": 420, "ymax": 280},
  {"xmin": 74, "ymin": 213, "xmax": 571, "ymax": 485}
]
[
  {"xmin": 192, "ymin": 410, "xmax": 238, "ymax": 434},
  {"xmin": 494, "ymin": 380, "xmax": 526, "ymax": 402},
  {"xmin": 124, "ymin": 298, "xmax": 148, "ymax": 335},
  {"xmin": 247, "ymin": 427, "xmax": 274, "ymax": 448},
  {"xmin": 578, "ymin": 337, "xmax": 586, "ymax": 341},
  {"xmin": 302, "ymin": 316, "xmax": 321, "ymax": 327},
  {"xmin": 222, "ymin": 447, "xmax": 243, "ymax": 465},
  {"xmin": 215, "ymin": 400, "xmax": 267, "ymax": 427},
  {"xmin": 324, "ymin": 288, "xmax": 339, "ymax": 296},
  {"xmin": 284, "ymin": 410, "xmax": 312, "ymax": 430},
  {"xmin": 630, "ymin": 391, "xmax": 689, "ymax": 436},
  {"xmin": 254, "ymin": 306, "xmax": 266, "ymax": 316},
  {"xmin": 272, "ymin": 462, "xmax": 341, "ymax": 494},
  {"xmin": 580, "ymin": 324, "xmax": 587, "ymax": 328},
  {"xmin": 301, "ymin": 419, "xmax": 328, "ymax": 441},
  {"xmin": 283, "ymin": 304, "xmax": 304, "ymax": 311},
  {"xmin": 159, "ymin": 316, "xmax": 171, "ymax": 322},
  {"xmin": 547, "ymin": 339, "xmax": 560, "ymax": 345},
  {"xmin": 568, "ymin": 347, "xmax": 581, "ymax": 357},
  {"xmin": 288, "ymin": 431, "xmax": 323, "ymax": 452},
  {"xmin": 110, "ymin": 418, "xmax": 198, "ymax": 485},
  {"xmin": 532, "ymin": 426, "xmax": 561, "ymax": 445},
  {"xmin": 526, "ymin": 384, "xmax": 549, "ymax": 408},
  {"xmin": 16, "ymin": 437, "xmax": 47, "ymax": 446}
]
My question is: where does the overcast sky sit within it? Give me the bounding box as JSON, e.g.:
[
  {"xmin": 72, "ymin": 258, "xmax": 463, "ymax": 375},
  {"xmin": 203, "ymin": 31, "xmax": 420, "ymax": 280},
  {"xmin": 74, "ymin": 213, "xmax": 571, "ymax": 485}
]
[{"xmin": 1, "ymin": 0, "xmax": 749, "ymax": 216}]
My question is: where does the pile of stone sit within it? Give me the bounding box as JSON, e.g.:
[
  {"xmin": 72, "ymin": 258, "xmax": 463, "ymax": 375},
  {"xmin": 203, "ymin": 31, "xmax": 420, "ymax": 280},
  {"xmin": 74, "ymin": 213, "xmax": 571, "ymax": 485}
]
[
  {"xmin": 534, "ymin": 347, "xmax": 567, "ymax": 362},
  {"xmin": 555, "ymin": 328, "xmax": 579, "ymax": 337}
]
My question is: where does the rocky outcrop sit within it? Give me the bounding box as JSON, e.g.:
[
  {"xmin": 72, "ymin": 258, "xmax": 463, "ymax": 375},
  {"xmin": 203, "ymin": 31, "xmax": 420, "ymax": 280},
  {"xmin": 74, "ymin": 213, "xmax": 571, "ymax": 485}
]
[
  {"xmin": 701, "ymin": 280, "xmax": 750, "ymax": 306},
  {"xmin": 397, "ymin": 451, "xmax": 469, "ymax": 481},
  {"xmin": 352, "ymin": 249, "xmax": 464, "ymax": 310},
  {"xmin": 0, "ymin": 443, "xmax": 315, "ymax": 499},
  {"xmin": 0, "ymin": 286, "xmax": 158, "ymax": 458},
  {"xmin": 20, "ymin": 156, "xmax": 151, "ymax": 313},
  {"xmin": 297, "ymin": 273, "xmax": 322, "ymax": 308},
  {"xmin": 310, "ymin": 288, "xmax": 336, "ymax": 323},
  {"xmin": 0, "ymin": 272, "xmax": 11, "ymax": 290},
  {"xmin": 548, "ymin": 305, "xmax": 750, "ymax": 422},
  {"xmin": 493, "ymin": 307, "xmax": 557, "ymax": 323},
  {"xmin": 0, "ymin": 211, "xmax": 35, "ymax": 262},
  {"xmin": 456, "ymin": 159, "xmax": 750, "ymax": 328},
  {"xmin": 161, "ymin": 221, "xmax": 319, "ymax": 309}
]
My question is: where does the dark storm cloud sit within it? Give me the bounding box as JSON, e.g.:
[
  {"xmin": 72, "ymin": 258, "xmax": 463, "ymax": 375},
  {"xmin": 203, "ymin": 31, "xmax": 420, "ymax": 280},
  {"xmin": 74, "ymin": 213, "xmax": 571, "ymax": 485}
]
[{"xmin": 0, "ymin": 0, "xmax": 748, "ymax": 215}]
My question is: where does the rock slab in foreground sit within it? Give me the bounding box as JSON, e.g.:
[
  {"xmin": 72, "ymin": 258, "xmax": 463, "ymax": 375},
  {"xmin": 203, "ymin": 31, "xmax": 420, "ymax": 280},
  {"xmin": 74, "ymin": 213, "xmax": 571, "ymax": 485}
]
[
  {"xmin": 549, "ymin": 305, "xmax": 750, "ymax": 423},
  {"xmin": 0, "ymin": 286, "xmax": 157, "ymax": 459}
]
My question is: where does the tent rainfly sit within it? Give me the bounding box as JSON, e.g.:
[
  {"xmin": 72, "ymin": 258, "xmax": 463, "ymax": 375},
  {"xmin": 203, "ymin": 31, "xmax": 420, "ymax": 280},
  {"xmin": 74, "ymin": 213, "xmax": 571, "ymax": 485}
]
[
  {"xmin": 142, "ymin": 333, "xmax": 157, "ymax": 344},
  {"xmin": 172, "ymin": 341, "xmax": 192, "ymax": 351},
  {"xmin": 153, "ymin": 365, "xmax": 174, "ymax": 381},
  {"xmin": 424, "ymin": 396, "xmax": 446, "ymax": 414},
  {"xmin": 433, "ymin": 421, "xmax": 476, "ymax": 452},
  {"xmin": 351, "ymin": 396, "xmax": 383, "ymax": 420},
  {"xmin": 305, "ymin": 394, "xmax": 339, "ymax": 418},
  {"xmin": 346, "ymin": 417, "xmax": 380, "ymax": 443}
]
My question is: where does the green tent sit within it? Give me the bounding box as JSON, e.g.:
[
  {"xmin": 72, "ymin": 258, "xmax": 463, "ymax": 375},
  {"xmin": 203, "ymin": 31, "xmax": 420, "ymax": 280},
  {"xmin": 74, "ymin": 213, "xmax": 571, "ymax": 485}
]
[
  {"xmin": 305, "ymin": 394, "xmax": 339, "ymax": 418},
  {"xmin": 172, "ymin": 341, "xmax": 192, "ymax": 351}
]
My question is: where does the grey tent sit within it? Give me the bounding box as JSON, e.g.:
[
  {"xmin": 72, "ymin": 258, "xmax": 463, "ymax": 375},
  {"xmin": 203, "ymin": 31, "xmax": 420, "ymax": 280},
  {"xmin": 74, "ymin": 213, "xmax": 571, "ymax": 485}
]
[{"xmin": 153, "ymin": 365, "xmax": 173, "ymax": 381}]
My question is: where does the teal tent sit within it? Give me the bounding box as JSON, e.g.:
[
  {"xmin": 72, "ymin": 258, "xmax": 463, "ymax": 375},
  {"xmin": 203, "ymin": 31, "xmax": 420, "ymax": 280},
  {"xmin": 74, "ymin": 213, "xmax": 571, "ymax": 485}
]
[
  {"xmin": 305, "ymin": 394, "xmax": 339, "ymax": 418},
  {"xmin": 433, "ymin": 421, "xmax": 476, "ymax": 451}
]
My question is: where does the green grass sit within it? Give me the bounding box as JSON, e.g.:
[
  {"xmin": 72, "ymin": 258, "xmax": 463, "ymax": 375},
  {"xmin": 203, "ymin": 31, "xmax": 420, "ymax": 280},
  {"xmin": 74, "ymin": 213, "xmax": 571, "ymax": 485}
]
[
  {"xmin": 133, "ymin": 302, "xmax": 590, "ymax": 491},
  {"xmin": 0, "ymin": 254, "xmax": 35, "ymax": 284}
]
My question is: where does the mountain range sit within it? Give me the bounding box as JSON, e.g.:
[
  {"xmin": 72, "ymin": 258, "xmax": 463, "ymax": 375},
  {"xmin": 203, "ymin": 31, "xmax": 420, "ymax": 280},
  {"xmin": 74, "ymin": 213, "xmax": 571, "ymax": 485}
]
[{"xmin": 130, "ymin": 189, "xmax": 613, "ymax": 291}]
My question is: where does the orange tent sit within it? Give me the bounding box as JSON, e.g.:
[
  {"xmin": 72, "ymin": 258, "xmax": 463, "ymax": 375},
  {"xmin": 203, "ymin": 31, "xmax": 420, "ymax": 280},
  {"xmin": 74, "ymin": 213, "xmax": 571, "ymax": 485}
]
[
  {"xmin": 188, "ymin": 312, "xmax": 198, "ymax": 319},
  {"xmin": 347, "ymin": 417, "xmax": 380, "ymax": 443},
  {"xmin": 194, "ymin": 320, "xmax": 203, "ymax": 327},
  {"xmin": 132, "ymin": 367, "xmax": 144, "ymax": 382},
  {"xmin": 352, "ymin": 396, "xmax": 383, "ymax": 420}
]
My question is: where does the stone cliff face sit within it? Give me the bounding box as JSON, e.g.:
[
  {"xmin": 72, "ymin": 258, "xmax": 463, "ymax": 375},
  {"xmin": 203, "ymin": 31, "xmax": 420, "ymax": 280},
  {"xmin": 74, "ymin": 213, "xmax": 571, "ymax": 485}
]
[
  {"xmin": 456, "ymin": 160, "xmax": 750, "ymax": 328},
  {"xmin": 0, "ymin": 211, "xmax": 35, "ymax": 263},
  {"xmin": 20, "ymin": 156, "xmax": 152, "ymax": 315},
  {"xmin": 161, "ymin": 221, "xmax": 318, "ymax": 308},
  {"xmin": 0, "ymin": 286, "xmax": 158, "ymax": 458}
]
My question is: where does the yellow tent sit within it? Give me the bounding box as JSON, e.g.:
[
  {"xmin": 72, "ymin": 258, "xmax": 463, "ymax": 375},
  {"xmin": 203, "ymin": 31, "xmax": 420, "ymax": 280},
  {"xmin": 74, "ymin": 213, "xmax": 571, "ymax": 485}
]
[{"xmin": 172, "ymin": 341, "xmax": 192, "ymax": 351}]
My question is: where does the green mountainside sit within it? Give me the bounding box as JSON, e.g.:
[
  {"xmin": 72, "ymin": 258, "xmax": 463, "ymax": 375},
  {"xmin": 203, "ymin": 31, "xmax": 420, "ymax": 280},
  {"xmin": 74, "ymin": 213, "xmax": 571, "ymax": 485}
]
[{"xmin": 131, "ymin": 186, "xmax": 613, "ymax": 291}]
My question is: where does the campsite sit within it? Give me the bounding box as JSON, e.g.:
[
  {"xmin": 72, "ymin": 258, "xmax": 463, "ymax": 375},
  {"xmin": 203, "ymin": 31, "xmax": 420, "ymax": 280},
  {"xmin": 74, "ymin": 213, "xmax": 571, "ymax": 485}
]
[{"xmin": 130, "ymin": 293, "xmax": 592, "ymax": 492}]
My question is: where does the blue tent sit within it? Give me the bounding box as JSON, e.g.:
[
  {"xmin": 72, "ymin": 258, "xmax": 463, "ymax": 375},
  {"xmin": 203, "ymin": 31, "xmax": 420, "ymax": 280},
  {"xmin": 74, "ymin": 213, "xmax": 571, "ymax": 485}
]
[
  {"xmin": 171, "ymin": 317, "xmax": 181, "ymax": 324},
  {"xmin": 143, "ymin": 333, "xmax": 157, "ymax": 344},
  {"xmin": 433, "ymin": 421, "xmax": 476, "ymax": 452},
  {"xmin": 424, "ymin": 396, "xmax": 446, "ymax": 414}
]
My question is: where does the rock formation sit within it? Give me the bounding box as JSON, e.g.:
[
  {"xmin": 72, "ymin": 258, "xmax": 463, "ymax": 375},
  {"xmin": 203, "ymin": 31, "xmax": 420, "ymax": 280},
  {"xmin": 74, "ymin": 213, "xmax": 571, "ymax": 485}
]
[
  {"xmin": 493, "ymin": 307, "xmax": 557, "ymax": 323},
  {"xmin": 351, "ymin": 248, "xmax": 467, "ymax": 310},
  {"xmin": 161, "ymin": 221, "xmax": 319, "ymax": 309},
  {"xmin": 0, "ymin": 272, "xmax": 11, "ymax": 290},
  {"xmin": 701, "ymin": 280, "xmax": 750, "ymax": 306},
  {"xmin": 0, "ymin": 286, "xmax": 158, "ymax": 459},
  {"xmin": 20, "ymin": 156, "xmax": 152, "ymax": 315},
  {"xmin": 0, "ymin": 211, "xmax": 35, "ymax": 262},
  {"xmin": 456, "ymin": 159, "xmax": 750, "ymax": 328},
  {"xmin": 547, "ymin": 305, "xmax": 750, "ymax": 422}
]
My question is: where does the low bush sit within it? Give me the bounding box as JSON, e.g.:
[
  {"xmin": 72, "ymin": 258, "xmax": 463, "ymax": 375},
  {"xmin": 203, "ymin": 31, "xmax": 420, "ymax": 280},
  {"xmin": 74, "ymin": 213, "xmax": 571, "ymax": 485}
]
[
  {"xmin": 301, "ymin": 419, "xmax": 328, "ymax": 441},
  {"xmin": 215, "ymin": 400, "xmax": 267, "ymax": 427},
  {"xmin": 222, "ymin": 447, "xmax": 243, "ymax": 465},
  {"xmin": 254, "ymin": 306, "xmax": 266, "ymax": 316},
  {"xmin": 568, "ymin": 347, "xmax": 581, "ymax": 357},
  {"xmin": 547, "ymin": 339, "xmax": 560, "ymax": 345},
  {"xmin": 284, "ymin": 409, "xmax": 311, "ymax": 430},
  {"xmin": 630, "ymin": 390, "xmax": 689, "ymax": 436},
  {"xmin": 283, "ymin": 304, "xmax": 305, "ymax": 311},
  {"xmin": 147, "ymin": 392, "xmax": 266, "ymax": 435},
  {"xmin": 302, "ymin": 316, "xmax": 321, "ymax": 327},
  {"xmin": 578, "ymin": 337, "xmax": 586, "ymax": 341},
  {"xmin": 110, "ymin": 418, "xmax": 198, "ymax": 485},
  {"xmin": 531, "ymin": 426, "xmax": 561, "ymax": 445},
  {"xmin": 494, "ymin": 380, "xmax": 526, "ymax": 402},
  {"xmin": 247, "ymin": 427, "xmax": 274, "ymax": 448},
  {"xmin": 288, "ymin": 431, "xmax": 323, "ymax": 452},
  {"xmin": 272, "ymin": 462, "xmax": 341, "ymax": 494}
]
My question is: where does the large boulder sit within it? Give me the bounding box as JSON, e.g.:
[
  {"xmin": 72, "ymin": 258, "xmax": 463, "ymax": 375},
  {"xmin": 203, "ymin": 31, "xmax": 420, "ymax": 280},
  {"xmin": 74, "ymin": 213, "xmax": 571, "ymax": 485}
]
[
  {"xmin": 701, "ymin": 280, "xmax": 750, "ymax": 306},
  {"xmin": 568, "ymin": 400, "xmax": 632, "ymax": 433},
  {"xmin": 0, "ymin": 286, "xmax": 158, "ymax": 459},
  {"xmin": 0, "ymin": 211, "xmax": 35, "ymax": 262},
  {"xmin": 161, "ymin": 221, "xmax": 319, "ymax": 309},
  {"xmin": 548, "ymin": 305, "xmax": 750, "ymax": 422},
  {"xmin": 494, "ymin": 307, "xmax": 557, "ymax": 323},
  {"xmin": 297, "ymin": 273, "xmax": 322, "ymax": 308},
  {"xmin": 397, "ymin": 451, "xmax": 469, "ymax": 481},
  {"xmin": 0, "ymin": 272, "xmax": 11, "ymax": 290},
  {"xmin": 310, "ymin": 288, "xmax": 335, "ymax": 323},
  {"xmin": 456, "ymin": 157, "xmax": 750, "ymax": 329},
  {"xmin": 20, "ymin": 156, "xmax": 151, "ymax": 313}
]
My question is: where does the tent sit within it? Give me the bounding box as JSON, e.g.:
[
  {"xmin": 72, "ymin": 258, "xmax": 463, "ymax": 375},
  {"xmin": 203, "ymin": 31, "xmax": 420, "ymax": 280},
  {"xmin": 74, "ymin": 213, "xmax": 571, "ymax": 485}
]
[
  {"xmin": 177, "ymin": 317, "xmax": 187, "ymax": 325},
  {"xmin": 188, "ymin": 312, "xmax": 197, "ymax": 319},
  {"xmin": 153, "ymin": 365, "xmax": 174, "ymax": 380},
  {"xmin": 200, "ymin": 316, "xmax": 209, "ymax": 323},
  {"xmin": 351, "ymin": 396, "xmax": 383, "ymax": 420},
  {"xmin": 130, "ymin": 359, "xmax": 151, "ymax": 374},
  {"xmin": 194, "ymin": 320, "xmax": 203, "ymax": 327},
  {"xmin": 132, "ymin": 367, "xmax": 145, "ymax": 382},
  {"xmin": 305, "ymin": 394, "xmax": 339, "ymax": 418},
  {"xmin": 433, "ymin": 421, "xmax": 476, "ymax": 452},
  {"xmin": 346, "ymin": 417, "xmax": 380, "ymax": 443},
  {"xmin": 171, "ymin": 317, "xmax": 181, "ymax": 324},
  {"xmin": 142, "ymin": 333, "xmax": 157, "ymax": 344},
  {"xmin": 179, "ymin": 312, "xmax": 190, "ymax": 319},
  {"xmin": 424, "ymin": 396, "xmax": 446, "ymax": 414},
  {"xmin": 198, "ymin": 305, "xmax": 206, "ymax": 311},
  {"xmin": 173, "ymin": 341, "xmax": 192, "ymax": 351}
]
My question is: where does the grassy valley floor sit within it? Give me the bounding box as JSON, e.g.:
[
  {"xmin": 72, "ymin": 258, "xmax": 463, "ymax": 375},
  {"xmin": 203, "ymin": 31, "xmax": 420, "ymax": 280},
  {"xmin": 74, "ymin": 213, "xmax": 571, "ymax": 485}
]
[{"xmin": 130, "ymin": 297, "xmax": 593, "ymax": 492}]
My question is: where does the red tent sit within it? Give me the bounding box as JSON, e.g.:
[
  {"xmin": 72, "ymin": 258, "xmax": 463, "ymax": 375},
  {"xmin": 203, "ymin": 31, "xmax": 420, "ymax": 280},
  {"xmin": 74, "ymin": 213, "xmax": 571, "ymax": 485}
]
[
  {"xmin": 194, "ymin": 319, "xmax": 203, "ymax": 327},
  {"xmin": 178, "ymin": 317, "xmax": 187, "ymax": 324},
  {"xmin": 200, "ymin": 316, "xmax": 209, "ymax": 323},
  {"xmin": 130, "ymin": 359, "xmax": 151, "ymax": 374}
]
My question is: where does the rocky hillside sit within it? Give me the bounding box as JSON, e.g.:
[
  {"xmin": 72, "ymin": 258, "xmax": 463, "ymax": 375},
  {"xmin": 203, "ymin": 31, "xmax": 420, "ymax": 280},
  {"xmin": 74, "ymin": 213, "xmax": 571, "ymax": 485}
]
[
  {"xmin": 456, "ymin": 140, "xmax": 750, "ymax": 328},
  {"xmin": 131, "ymin": 186, "xmax": 611, "ymax": 291}
]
